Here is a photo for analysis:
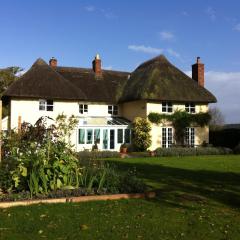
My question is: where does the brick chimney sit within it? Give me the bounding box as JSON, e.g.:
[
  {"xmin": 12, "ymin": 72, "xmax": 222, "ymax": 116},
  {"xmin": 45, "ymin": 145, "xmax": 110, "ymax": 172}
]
[
  {"xmin": 92, "ymin": 54, "xmax": 102, "ymax": 77},
  {"xmin": 49, "ymin": 57, "xmax": 57, "ymax": 67},
  {"xmin": 192, "ymin": 57, "xmax": 204, "ymax": 87}
]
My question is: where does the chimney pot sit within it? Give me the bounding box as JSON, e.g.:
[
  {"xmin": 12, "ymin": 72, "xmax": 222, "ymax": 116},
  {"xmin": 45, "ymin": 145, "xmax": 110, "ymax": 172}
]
[
  {"xmin": 49, "ymin": 57, "xmax": 57, "ymax": 67},
  {"xmin": 192, "ymin": 56, "xmax": 204, "ymax": 87}
]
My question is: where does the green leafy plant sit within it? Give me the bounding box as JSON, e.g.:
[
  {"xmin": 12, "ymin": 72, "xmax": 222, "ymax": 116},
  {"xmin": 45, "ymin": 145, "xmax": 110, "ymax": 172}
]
[
  {"xmin": 148, "ymin": 110, "xmax": 211, "ymax": 145},
  {"xmin": 132, "ymin": 117, "xmax": 152, "ymax": 151}
]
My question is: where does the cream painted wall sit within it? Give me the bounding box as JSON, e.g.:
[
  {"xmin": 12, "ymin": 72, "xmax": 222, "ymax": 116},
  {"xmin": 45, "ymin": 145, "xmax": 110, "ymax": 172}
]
[
  {"xmin": 195, "ymin": 126, "xmax": 209, "ymax": 145},
  {"xmin": 147, "ymin": 102, "xmax": 208, "ymax": 115},
  {"xmin": 10, "ymin": 99, "xmax": 121, "ymax": 129},
  {"xmin": 146, "ymin": 102, "xmax": 209, "ymax": 150},
  {"xmin": 9, "ymin": 99, "xmax": 210, "ymax": 151},
  {"xmin": 121, "ymin": 100, "xmax": 146, "ymax": 121}
]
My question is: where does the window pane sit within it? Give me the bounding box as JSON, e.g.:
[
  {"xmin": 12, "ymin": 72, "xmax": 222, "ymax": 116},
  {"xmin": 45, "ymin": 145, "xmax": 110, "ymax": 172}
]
[
  {"xmin": 39, "ymin": 100, "xmax": 46, "ymax": 111},
  {"xmin": 87, "ymin": 129, "xmax": 93, "ymax": 144},
  {"xmin": 125, "ymin": 129, "xmax": 130, "ymax": 144},
  {"xmin": 94, "ymin": 129, "xmax": 100, "ymax": 144},
  {"xmin": 47, "ymin": 105, "xmax": 53, "ymax": 111},
  {"xmin": 47, "ymin": 100, "xmax": 53, "ymax": 105},
  {"xmin": 84, "ymin": 105, "xmax": 88, "ymax": 113},
  {"xmin": 46, "ymin": 100, "xmax": 53, "ymax": 111},
  {"xmin": 79, "ymin": 104, "xmax": 83, "ymax": 114},
  {"xmin": 117, "ymin": 129, "xmax": 123, "ymax": 144},
  {"xmin": 103, "ymin": 129, "xmax": 108, "ymax": 149},
  {"xmin": 78, "ymin": 129, "xmax": 85, "ymax": 144}
]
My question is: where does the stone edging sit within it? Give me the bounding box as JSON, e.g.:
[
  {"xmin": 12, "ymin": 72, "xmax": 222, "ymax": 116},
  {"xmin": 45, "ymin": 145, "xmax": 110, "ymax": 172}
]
[{"xmin": 0, "ymin": 192, "xmax": 156, "ymax": 208}]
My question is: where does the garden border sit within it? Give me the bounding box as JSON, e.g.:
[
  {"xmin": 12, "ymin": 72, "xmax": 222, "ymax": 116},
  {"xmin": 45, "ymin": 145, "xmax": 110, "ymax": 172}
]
[{"xmin": 0, "ymin": 192, "xmax": 156, "ymax": 208}]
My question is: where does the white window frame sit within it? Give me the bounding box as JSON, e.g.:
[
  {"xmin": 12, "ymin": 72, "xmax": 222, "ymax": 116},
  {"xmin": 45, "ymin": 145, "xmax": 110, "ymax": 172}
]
[
  {"xmin": 185, "ymin": 127, "xmax": 195, "ymax": 147},
  {"xmin": 39, "ymin": 99, "xmax": 54, "ymax": 111},
  {"xmin": 185, "ymin": 103, "xmax": 196, "ymax": 113},
  {"xmin": 162, "ymin": 127, "xmax": 173, "ymax": 148},
  {"xmin": 79, "ymin": 104, "xmax": 88, "ymax": 114},
  {"xmin": 162, "ymin": 102, "xmax": 173, "ymax": 113},
  {"xmin": 108, "ymin": 105, "xmax": 118, "ymax": 115}
]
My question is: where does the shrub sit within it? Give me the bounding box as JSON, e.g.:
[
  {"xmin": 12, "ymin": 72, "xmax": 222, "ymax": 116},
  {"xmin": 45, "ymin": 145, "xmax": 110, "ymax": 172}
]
[
  {"xmin": 234, "ymin": 143, "xmax": 240, "ymax": 154},
  {"xmin": 132, "ymin": 117, "xmax": 152, "ymax": 151},
  {"xmin": 77, "ymin": 151, "xmax": 120, "ymax": 161},
  {"xmin": 155, "ymin": 147, "xmax": 232, "ymax": 157},
  {"xmin": 0, "ymin": 116, "xmax": 146, "ymax": 198}
]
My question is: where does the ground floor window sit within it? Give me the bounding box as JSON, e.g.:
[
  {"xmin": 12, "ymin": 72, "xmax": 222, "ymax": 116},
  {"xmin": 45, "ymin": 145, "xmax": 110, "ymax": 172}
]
[
  {"xmin": 185, "ymin": 127, "xmax": 195, "ymax": 147},
  {"xmin": 162, "ymin": 127, "xmax": 173, "ymax": 148},
  {"xmin": 78, "ymin": 127, "xmax": 131, "ymax": 150}
]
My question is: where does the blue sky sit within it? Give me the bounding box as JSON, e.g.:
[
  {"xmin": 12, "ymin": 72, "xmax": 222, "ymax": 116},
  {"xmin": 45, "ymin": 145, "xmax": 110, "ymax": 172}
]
[{"xmin": 0, "ymin": 0, "xmax": 240, "ymax": 123}]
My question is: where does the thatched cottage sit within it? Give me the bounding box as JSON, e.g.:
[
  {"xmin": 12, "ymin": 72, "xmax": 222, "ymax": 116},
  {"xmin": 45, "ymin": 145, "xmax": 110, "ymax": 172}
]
[{"xmin": 2, "ymin": 55, "xmax": 216, "ymax": 151}]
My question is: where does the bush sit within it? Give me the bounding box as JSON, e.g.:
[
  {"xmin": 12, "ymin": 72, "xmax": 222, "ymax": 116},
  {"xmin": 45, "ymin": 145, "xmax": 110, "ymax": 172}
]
[
  {"xmin": 234, "ymin": 143, "xmax": 240, "ymax": 154},
  {"xmin": 210, "ymin": 128, "xmax": 240, "ymax": 149},
  {"xmin": 77, "ymin": 151, "xmax": 120, "ymax": 161},
  {"xmin": 155, "ymin": 147, "xmax": 232, "ymax": 157},
  {"xmin": 132, "ymin": 117, "xmax": 152, "ymax": 151},
  {"xmin": 0, "ymin": 116, "xmax": 146, "ymax": 199}
]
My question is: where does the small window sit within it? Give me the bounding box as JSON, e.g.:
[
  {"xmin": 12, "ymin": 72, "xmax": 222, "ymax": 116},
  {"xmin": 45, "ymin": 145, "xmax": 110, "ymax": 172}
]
[
  {"xmin": 79, "ymin": 104, "xmax": 88, "ymax": 114},
  {"xmin": 162, "ymin": 102, "xmax": 172, "ymax": 113},
  {"xmin": 185, "ymin": 103, "xmax": 195, "ymax": 113},
  {"xmin": 108, "ymin": 105, "xmax": 118, "ymax": 115},
  {"xmin": 39, "ymin": 99, "xmax": 54, "ymax": 111},
  {"xmin": 78, "ymin": 129, "xmax": 85, "ymax": 144},
  {"xmin": 117, "ymin": 129, "xmax": 123, "ymax": 144}
]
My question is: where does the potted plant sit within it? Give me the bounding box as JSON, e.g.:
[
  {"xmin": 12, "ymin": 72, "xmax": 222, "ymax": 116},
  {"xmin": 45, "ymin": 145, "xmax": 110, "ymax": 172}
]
[{"xmin": 120, "ymin": 143, "xmax": 128, "ymax": 154}]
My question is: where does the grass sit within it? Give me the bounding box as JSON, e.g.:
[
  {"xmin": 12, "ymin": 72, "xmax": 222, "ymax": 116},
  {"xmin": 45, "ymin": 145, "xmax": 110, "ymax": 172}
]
[{"xmin": 1, "ymin": 155, "xmax": 240, "ymax": 239}]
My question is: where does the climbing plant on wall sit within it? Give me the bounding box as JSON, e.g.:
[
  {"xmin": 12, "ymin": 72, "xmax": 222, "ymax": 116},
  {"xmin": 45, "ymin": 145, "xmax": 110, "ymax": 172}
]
[{"xmin": 148, "ymin": 111, "xmax": 211, "ymax": 145}]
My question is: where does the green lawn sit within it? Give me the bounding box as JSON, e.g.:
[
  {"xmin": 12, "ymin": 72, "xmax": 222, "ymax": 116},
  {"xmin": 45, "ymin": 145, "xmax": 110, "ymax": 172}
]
[{"xmin": 1, "ymin": 155, "xmax": 240, "ymax": 240}]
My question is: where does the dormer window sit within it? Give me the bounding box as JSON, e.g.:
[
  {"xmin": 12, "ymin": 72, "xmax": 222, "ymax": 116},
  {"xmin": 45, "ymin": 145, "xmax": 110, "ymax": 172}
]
[
  {"xmin": 108, "ymin": 105, "xmax": 118, "ymax": 115},
  {"xmin": 79, "ymin": 104, "xmax": 88, "ymax": 114},
  {"xmin": 185, "ymin": 103, "xmax": 195, "ymax": 113},
  {"xmin": 162, "ymin": 102, "xmax": 172, "ymax": 113},
  {"xmin": 39, "ymin": 99, "xmax": 53, "ymax": 111}
]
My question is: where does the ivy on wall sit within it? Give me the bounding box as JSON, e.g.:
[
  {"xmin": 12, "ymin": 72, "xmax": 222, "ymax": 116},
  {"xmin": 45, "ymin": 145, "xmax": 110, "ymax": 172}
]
[{"xmin": 148, "ymin": 111, "xmax": 211, "ymax": 145}]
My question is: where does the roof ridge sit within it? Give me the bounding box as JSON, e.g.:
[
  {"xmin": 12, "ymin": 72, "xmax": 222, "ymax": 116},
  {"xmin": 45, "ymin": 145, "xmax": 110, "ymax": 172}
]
[{"xmin": 55, "ymin": 66, "xmax": 130, "ymax": 74}]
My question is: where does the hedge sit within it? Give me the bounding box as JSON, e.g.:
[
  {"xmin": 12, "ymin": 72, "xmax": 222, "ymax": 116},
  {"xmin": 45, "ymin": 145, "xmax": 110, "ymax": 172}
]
[{"xmin": 154, "ymin": 147, "xmax": 232, "ymax": 157}]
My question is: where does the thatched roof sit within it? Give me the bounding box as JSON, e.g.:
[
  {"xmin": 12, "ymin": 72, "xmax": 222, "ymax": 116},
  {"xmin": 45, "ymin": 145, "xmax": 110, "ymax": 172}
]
[
  {"xmin": 120, "ymin": 55, "xmax": 217, "ymax": 103},
  {"xmin": 54, "ymin": 67, "xmax": 129, "ymax": 103},
  {"xmin": 2, "ymin": 55, "xmax": 216, "ymax": 104},
  {"xmin": 2, "ymin": 59, "xmax": 87, "ymax": 101}
]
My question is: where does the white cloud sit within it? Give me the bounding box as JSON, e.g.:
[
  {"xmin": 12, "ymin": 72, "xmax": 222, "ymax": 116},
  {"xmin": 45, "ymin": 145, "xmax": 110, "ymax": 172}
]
[
  {"xmin": 185, "ymin": 70, "xmax": 240, "ymax": 123},
  {"xmin": 84, "ymin": 6, "xmax": 95, "ymax": 12},
  {"xmin": 205, "ymin": 7, "xmax": 216, "ymax": 21},
  {"xmin": 233, "ymin": 23, "xmax": 240, "ymax": 31},
  {"xmin": 159, "ymin": 31, "xmax": 174, "ymax": 41},
  {"xmin": 84, "ymin": 6, "xmax": 117, "ymax": 19},
  {"xmin": 128, "ymin": 45, "xmax": 163, "ymax": 55}
]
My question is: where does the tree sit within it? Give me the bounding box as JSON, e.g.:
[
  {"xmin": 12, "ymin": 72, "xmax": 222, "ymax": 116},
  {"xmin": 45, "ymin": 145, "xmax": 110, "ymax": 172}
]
[
  {"xmin": 209, "ymin": 107, "xmax": 225, "ymax": 130},
  {"xmin": 0, "ymin": 66, "xmax": 23, "ymax": 117}
]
